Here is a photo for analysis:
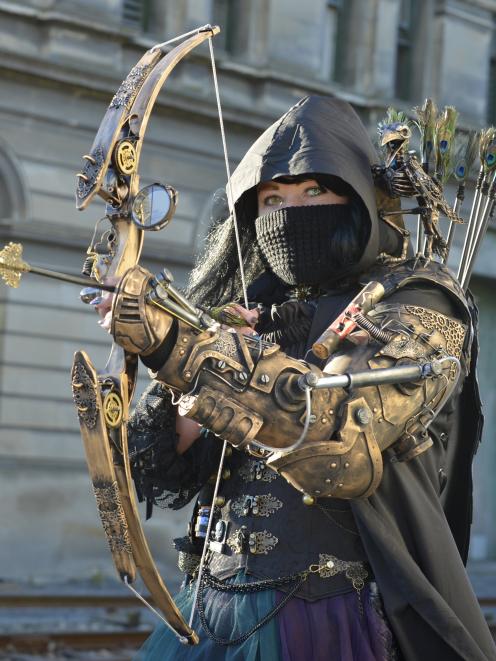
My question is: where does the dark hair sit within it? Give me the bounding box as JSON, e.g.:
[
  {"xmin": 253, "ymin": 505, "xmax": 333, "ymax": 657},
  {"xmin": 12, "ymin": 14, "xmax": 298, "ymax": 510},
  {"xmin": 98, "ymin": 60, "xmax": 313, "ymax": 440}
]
[{"xmin": 186, "ymin": 174, "xmax": 370, "ymax": 307}]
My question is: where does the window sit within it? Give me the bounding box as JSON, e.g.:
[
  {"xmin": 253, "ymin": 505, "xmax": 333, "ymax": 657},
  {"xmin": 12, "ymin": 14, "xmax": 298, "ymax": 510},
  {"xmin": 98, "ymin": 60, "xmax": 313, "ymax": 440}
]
[
  {"xmin": 394, "ymin": 0, "xmax": 416, "ymax": 100},
  {"xmin": 212, "ymin": 0, "xmax": 247, "ymax": 56},
  {"xmin": 328, "ymin": 0, "xmax": 352, "ymax": 84},
  {"xmin": 122, "ymin": 0, "xmax": 150, "ymax": 32}
]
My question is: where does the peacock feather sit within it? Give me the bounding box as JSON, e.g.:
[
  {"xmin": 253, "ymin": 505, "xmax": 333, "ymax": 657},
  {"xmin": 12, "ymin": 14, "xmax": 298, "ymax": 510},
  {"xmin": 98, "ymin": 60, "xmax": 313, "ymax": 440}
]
[
  {"xmin": 435, "ymin": 106, "xmax": 458, "ymax": 183},
  {"xmin": 452, "ymin": 131, "xmax": 478, "ymax": 183},
  {"xmin": 413, "ymin": 98, "xmax": 438, "ymax": 173},
  {"xmin": 479, "ymin": 127, "xmax": 496, "ymax": 176}
]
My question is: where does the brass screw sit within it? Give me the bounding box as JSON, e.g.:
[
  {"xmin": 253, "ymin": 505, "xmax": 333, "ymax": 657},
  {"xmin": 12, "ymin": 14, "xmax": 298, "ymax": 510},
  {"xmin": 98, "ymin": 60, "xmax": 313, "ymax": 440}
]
[
  {"xmin": 215, "ymin": 496, "xmax": 226, "ymax": 507},
  {"xmin": 259, "ymin": 374, "xmax": 270, "ymax": 384},
  {"xmin": 302, "ymin": 493, "xmax": 315, "ymax": 506},
  {"xmin": 179, "ymin": 349, "xmax": 185, "ymax": 356},
  {"xmin": 329, "ymin": 409, "xmax": 334, "ymax": 415},
  {"xmin": 330, "ymin": 462, "xmax": 337, "ymax": 469},
  {"xmin": 222, "ymin": 468, "xmax": 231, "ymax": 480},
  {"xmin": 218, "ymin": 360, "xmax": 226, "ymax": 369},
  {"xmin": 321, "ymin": 417, "xmax": 328, "ymax": 424},
  {"xmin": 225, "ymin": 446, "xmax": 233, "ymax": 457},
  {"xmin": 344, "ymin": 462, "xmax": 350, "ymax": 469},
  {"xmin": 238, "ymin": 371, "xmax": 248, "ymax": 382},
  {"xmin": 182, "ymin": 337, "xmax": 188, "ymax": 344}
]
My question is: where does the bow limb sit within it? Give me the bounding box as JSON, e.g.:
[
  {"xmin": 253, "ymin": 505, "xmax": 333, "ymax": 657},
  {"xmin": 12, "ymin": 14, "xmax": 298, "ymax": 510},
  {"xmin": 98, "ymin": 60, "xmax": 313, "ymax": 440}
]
[{"xmin": 71, "ymin": 26, "xmax": 220, "ymax": 646}]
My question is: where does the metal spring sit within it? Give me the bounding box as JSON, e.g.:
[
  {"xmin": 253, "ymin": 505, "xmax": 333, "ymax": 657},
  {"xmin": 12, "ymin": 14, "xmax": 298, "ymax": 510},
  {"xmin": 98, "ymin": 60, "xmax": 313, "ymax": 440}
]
[
  {"xmin": 353, "ymin": 313, "xmax": 395, "ymax": 345},
  {"xmin": 81, "ymin": 255, "xmax": 95, "ymax": 277}
]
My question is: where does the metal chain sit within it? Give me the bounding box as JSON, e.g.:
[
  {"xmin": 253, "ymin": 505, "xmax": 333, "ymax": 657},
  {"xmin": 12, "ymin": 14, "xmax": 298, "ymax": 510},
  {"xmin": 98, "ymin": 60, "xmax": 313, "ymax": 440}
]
[{"xmin": 197, "ymin": 570, "xmax": 307, "ymax": 646}]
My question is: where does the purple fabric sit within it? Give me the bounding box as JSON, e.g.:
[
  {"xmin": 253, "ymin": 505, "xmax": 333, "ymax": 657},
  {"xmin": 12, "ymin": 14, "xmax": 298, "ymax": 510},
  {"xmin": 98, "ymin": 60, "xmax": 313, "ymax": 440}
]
[{"xmin": 276, "ymin": 583, "xmax": 399, "ymax": 661}]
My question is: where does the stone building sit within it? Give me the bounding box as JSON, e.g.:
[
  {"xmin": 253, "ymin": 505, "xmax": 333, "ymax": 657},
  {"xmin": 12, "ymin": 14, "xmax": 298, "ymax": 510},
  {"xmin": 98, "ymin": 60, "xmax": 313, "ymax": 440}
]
[{"xmin": 0, "ymin": 0, "xmax": 495, "ymax": 597}]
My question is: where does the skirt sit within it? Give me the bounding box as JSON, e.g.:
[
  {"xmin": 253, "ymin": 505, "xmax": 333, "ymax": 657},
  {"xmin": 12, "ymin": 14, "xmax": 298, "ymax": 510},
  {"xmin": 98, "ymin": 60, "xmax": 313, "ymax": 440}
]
[{"xmin": 134, "ymin": 574, "xmax": 398, "ymax": 661}]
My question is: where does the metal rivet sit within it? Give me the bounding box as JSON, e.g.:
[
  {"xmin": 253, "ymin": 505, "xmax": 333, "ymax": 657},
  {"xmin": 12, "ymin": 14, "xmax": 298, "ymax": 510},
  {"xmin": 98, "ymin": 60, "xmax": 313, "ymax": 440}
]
[
  {"xmin": 321, "ymin": 417, "xmax": 328, "ymax": 424},
  {"xmin": 215, "ymin": 496, "xmax": 225, "ymax": 507},
  {"xmin": 260, "ymin": 374, "xmax": 270, "ymax": 384},
  {"xmin": 344, "ymin": 462, "xmax": 350, "ymax": 468},
  {"xmin": 302, "ymin": 493, "xmax": 315, "ymax": 506},
  {"xmin": 217, "ymin": 360, "xmax": 226, "ymax": 369},
  {"xmin": 182, "ymin": 337, "xmax": 188, "ymax": 344},
  {"xmin": 325, "ymin": 478, "xmax": 331, "ymax": 484},
  {"xmin": 225, "ymin": 446, "xmax": 233, "ymax": 457},
  {"xmin": 377, "ymin": 417, "xmax": 383, "ymax": 424},
  {"xmin": 184, "ymin": 371, "xmax": 192, "ymax": 379},
  {"xmin": 373, "ymin": 407, "xmax": 378, "ymax": 413},
  {"xmin": 314, "ymin": 490, "xmax": 321, "ymax": 495},
  {"xmin": 179, "ymin": 349, "xmax": 185, "ymax": 356},
  {"xmin": 222, "ymin": 468, "xmax": 231, "ymax": 480},
  {"xmin": 337, "ymin": 483, "xmax": 343, "ymax": 488},
  {"xmin": 330, "ymin": 462, "xmax": 337, "ymax": 469},
  {"xmin": 355, "ymin": 407, "xmax": 371, "ymax": 425},
  {"xmin": 329, "ymin": 410, "xmax": 334, "ymax": 415}
]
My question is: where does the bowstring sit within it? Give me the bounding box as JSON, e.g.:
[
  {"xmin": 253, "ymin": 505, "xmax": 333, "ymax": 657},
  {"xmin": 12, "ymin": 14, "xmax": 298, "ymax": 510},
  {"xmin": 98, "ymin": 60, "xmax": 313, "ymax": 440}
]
[{"xmin": 187, "ymin": 35, "xmax": 250, "ymax": 631}]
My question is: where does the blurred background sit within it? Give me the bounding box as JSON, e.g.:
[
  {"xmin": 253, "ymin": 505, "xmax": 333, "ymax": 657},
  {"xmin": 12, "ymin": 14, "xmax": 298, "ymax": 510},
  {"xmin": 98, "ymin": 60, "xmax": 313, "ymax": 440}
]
[{"xmin": 0, "ymin": 0, "xmax": 495, "ymax": 656}]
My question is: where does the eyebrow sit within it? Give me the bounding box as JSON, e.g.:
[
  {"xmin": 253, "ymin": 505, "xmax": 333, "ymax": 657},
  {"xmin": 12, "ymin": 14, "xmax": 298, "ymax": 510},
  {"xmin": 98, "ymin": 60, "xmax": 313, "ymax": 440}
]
[{"xmin": 257, "ymin": 183, "xmax": 279, "ymax": 193}]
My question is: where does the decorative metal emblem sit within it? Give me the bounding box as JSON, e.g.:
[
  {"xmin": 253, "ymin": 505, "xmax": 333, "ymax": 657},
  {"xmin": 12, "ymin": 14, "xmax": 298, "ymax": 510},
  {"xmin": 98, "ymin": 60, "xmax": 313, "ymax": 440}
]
[
  {"xmin": 103, "ymin": 391, "xmax": 123, "ymax": 428},
  {"xmin": 227, "ymin": 527, "xmax": 278, "ymax": 555},
  {"xmin": 239, "ymin": 459, "xmax": 278, "ymax": 483},
  {"xmin": 114, "ymin": 140, "xmax": 137, "ymax": 175},
  {"xmin": 108, "ymin": 63, "xmax": 155, "ymax": 110},
  {"xmin": 71, "ymin": 361, "xmax": 98, "ymax": 429},
  {"xmin": 94, "ymin": 481, "xmax": 132, "ymax": 554},
  {"xmin": 317, "ymin": 553, "xmax": 368, "ymax": 591},
  {"xmin": 76, "ymin": 147, "xmax": 105, "ymax": 199},
  {"xmin": 380, "ymin": 337, "xmax": 427, "ymax": 361},
  {"xmin": 231, "ymin": 493, "xmax": 282, "ymax": 518}
]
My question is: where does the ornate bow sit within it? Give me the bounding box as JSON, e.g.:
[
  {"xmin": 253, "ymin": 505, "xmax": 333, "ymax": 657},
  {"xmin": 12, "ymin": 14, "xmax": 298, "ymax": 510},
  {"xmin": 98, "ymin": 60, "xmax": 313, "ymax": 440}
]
[{"xmin": 70, "ymin": 25, "xmax": 224, "ymax": 646}]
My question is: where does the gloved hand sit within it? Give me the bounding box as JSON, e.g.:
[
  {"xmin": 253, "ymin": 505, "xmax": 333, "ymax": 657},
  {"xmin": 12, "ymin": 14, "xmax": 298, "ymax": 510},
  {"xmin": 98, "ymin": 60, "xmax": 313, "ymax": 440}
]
[{"xmin": 109, "ymin": 265, "xmax": 175, "ymax": 356}]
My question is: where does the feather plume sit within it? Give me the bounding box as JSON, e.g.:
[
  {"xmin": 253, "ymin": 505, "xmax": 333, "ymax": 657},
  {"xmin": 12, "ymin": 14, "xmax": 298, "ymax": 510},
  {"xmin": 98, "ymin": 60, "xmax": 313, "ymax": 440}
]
[
  {"xmin": 452, "ymin": 131, "xmax": 478, "ymax": 183},
  {"xmin": 413, "ymin": 98, "xmax": 438, "ymax": 172},
  {"xmin": 435, "ymin": 106, "xmax": 458, "ymax": 183}
]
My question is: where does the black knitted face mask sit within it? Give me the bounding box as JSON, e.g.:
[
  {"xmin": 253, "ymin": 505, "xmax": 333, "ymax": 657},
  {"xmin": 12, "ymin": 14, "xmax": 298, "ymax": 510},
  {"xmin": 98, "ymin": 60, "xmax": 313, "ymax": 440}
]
[{"xmin": 254, "ymin": 204, "xmax": 366, "ymax": 286}]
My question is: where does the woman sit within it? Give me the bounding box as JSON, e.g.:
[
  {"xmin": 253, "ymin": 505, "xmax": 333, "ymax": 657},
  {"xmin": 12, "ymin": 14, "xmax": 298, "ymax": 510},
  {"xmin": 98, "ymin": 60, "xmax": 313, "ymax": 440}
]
[{"xmin": 105, "ymin": 96, "xmax": 495, "ymax": 660}]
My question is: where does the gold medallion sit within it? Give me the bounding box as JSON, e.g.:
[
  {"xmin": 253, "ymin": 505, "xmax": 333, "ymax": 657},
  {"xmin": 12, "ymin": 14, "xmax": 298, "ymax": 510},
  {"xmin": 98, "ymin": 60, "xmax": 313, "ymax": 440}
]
[
  {"xmin": 114, "ymin": 140, "xmax": 137, "ymax": 175},
  {"xmin": 103, "ymin": 391, "xmax": 123, "ymax": 428}
]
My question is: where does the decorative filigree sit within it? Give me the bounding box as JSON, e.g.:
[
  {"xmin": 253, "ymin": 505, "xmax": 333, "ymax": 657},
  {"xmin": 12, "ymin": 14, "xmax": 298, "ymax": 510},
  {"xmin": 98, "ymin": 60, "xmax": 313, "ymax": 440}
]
[
  {"xmin": 212, "ymin": 332, "xmax": 240, "ymax": 359},
  {"xmin": 317, "ymin": 553, "xmax": 368, "ymax": 591},
  {"xmin": 404, "ymin": 305, "xmax": 465, "ymax": 379},
  {"xmin": 72, "ymin": 361, "xmax": 98, "ymax": 428},
  {"xmin": 77, "ymin": 147, "xmax": 105, "ymax": 199},
  {"xmin": 227, "ymin": 527, "xmax": 278, "ymax": 555},
  {"xmin": 94, "ymin": 481, "xmax": 132, "ymax": 554},
  {"xmin": 231, "ymin": 493, "xmax": 282, "ymax": 518},
  {"xmin": 239, "ymin": 459, "xmax": 278, "ymax": 484},
  {"xmin": 108, "ymin": 63, "xmax": 155, "ymax": 110}
]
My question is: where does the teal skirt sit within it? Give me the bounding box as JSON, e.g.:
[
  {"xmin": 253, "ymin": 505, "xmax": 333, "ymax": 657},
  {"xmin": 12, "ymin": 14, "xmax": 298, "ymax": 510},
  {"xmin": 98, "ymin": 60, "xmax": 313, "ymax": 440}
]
[{"xmin": 134, "ymin": 574, "xmax": 281, "ymax": 661}]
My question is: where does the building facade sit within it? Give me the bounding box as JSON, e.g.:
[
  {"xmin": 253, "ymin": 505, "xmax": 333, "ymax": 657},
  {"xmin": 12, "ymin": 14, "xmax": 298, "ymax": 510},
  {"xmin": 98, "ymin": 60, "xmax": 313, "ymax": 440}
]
[{"xmin": 0, "ymin": 0, "xmax": 495, "ymax": 593}]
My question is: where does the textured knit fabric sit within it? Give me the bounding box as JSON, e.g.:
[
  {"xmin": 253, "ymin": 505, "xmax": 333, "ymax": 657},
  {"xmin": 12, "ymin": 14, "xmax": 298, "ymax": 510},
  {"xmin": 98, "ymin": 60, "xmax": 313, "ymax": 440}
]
[{"xmin": 255, "ymin": 204, "xmax": 362, "ymax": 285}]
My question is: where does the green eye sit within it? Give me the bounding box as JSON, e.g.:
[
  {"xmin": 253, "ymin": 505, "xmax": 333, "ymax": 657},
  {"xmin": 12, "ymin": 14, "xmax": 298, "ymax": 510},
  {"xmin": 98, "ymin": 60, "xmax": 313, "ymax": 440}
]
[
  {"xmin": 306, "ymin": 186, "xmax": 324, "ymax": 197},
  {"xmin": 263, "ymin": 195, "xmax": 283, "ymax": 206}
]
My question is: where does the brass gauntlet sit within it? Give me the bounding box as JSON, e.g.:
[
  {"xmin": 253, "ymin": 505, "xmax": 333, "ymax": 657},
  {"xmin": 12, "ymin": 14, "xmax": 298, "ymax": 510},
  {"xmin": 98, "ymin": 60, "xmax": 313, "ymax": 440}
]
[{"xmin": 111, "ymin": 266, "xmax": 175, "ymax": 356}]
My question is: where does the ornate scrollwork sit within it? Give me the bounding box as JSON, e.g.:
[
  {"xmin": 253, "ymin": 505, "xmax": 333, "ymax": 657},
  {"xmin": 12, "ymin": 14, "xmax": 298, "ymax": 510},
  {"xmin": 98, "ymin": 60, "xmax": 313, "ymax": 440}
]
[
  {"xmin": 108, "ymin": 63, "xmax": 155, "ymax": 110},
  {"xmin": 227, "ymin": 527, "xmax": 279, "ymax": 555},
  {"xmin": 231, "ymin": 493, "xmax": 282, "ymax": 518},
  {"xmin": 239, "ymin": 459, "xmax": 278, "ymax": 483},
  {"xmin": 94, "ymin": 480, "xmax": 133, "ymax": 555},
  {"xmin": 317, "ymin": 553, "xmax": 368, "ymax": 591},
  {"xmin": 71, "ymin": 361, "xmax": 98, "ymax": 429},
  {"xmin": 76, "ymin": 147, "xmax": 105, "ymax": 199}
]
